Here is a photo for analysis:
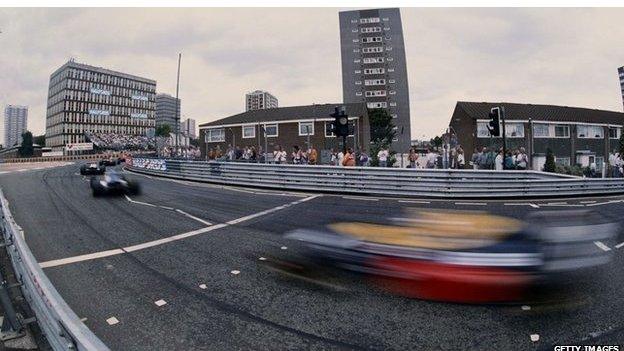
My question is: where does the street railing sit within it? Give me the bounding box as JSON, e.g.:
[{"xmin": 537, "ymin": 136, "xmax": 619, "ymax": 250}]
[
  {"xmin": 0, "ymin": 189, "xmax": 110, "ymax": 350},
  {"xmin": 125, "ymin": 158, "xmax": 624, "ymax": 198}
]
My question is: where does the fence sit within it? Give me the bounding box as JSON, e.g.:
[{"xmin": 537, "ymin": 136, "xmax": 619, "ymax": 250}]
[
  {"xmin": 125, "ymin": 158, "xmax": 624, "ymax": 198},
  {"xmin": 0, "ymin": 154, "xmax": 118, "ymax": 164},
  {"xmin": 0, "ymin": 189, "xmax": 109, "ymax": 350}
]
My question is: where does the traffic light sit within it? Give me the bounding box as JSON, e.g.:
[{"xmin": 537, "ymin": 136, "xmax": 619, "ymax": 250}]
[
  {"xmin": 487, "ymin": 107, "xmax": 501, "ymax": 137},
  {"xmin": 330, "ymin": 106, "xmax": 350, "ymax": 137}
]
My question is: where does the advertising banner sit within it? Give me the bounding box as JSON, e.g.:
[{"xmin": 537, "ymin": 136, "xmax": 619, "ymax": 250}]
[{"xmin": 65, "ymin": 142, "xmax": 94, "ymax": 151}]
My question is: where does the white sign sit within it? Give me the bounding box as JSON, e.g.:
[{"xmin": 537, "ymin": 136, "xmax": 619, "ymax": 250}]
[
  {"xmin": 90, "ymin": 87, "xmax": 111, "ymax": 96},
  {"xmin": 130, "ymin": 112, "xmax": 147, "ymax": 119},
  {"xmin": 131, "ymin": 158, "xmax": 166, "ymax": 171},
  {"xmin": 89, "ymin": 109, "xmax": 110, "ymax": 116},
  {"xmin": 42, "ymin": 151, "xmax": 64, "ymax": 157},
  {"xmin": 65, "ymin": 142, "xmax": 94, "ymax": 151},
  {"xmin": 132, "ymin": 95, "xmax": 148, "ymax": 101}
]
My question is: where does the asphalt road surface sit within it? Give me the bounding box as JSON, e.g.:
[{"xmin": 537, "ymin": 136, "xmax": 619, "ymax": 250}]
[{"xmin": 1, "ymin": 162, "xmax": 623, "ymax": 350}]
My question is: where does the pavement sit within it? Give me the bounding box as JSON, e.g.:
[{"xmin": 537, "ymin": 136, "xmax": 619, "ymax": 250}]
[{"xmin": 0, "ymin": 162, "xmax": 623, "ymax": 350}]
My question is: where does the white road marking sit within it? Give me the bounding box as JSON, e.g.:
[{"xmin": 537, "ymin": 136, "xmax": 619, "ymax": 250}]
[
  {"xmin": 175, "ymin": 209, "xmax": 212, "ymax": 226},
  {"xmin": 454, "ymin": 202, "xmax": 487, "ymax": 206},
  {"xmin": 39, "ymin": 195, "xmax": 321, "ymax": 268},
  {"xmin": 615, "ymin": 242, "xmax": 624, "ymax": 249},
  {"xmin": 342, "ymin": 196, "xmax": 379, "ymax": 201},
  {"xmin": 17, "ymin": 169, "xmax": 27, "ymax": 172},
  {"xmin": 258, "ymin": 257, "xmax": 267, "ymax": 261},
  {"xmin": 398, "ymin": 200, "xmax": 430, "ymax": 204},
  {"xmin": 199, "ymin": 284, "xmax": 207, "ymax": 289},
  {"xmin": 580, "ymin": 200, "xmax": 597, "ymax": 204},
  {"xmin": 545, "ymin": 202, "xmax": 567, "ymax": 205},
  {"xmin": 231, "ymin": 270, "xmax": 240, "ymax": 275},
  {"xmin": 504, "ymin": 202, "xmax": 543, "ymax": 208},
  {"xmin": 159, "ymin": 205, "xmax": 174, "ymax": 210},
  {"xmin": 521, "ymin": 305, "xmax": 531, "ymax": 311},
  {"xmin": 280, "ymin": 246, "xmax": 287, "ymax": 250},
  {"xmin": 530, "ymin": 334, "xmax": 539, "ymax": 342},
  {"xmin": 124, "ymin": 195, "xmax": 157, "ymax": 208},
  {"xmin": 529, "ymin": 203, "xmax": 540, "ymax": 208},
  {"xmin": 154, "ymin": 299, "xmax": 167, "ymax": 307},
  {"xmin": 540, "ymin": 203, "xmax": 585, "ymax": 207},
  {"xmin": 586, "ymin": 200, "xmax": 624, "ymax": 207},
  {"xmin": 0, "ymin": 171, "xmax": 7, "ymax": 175},
  {"xmin": 106, "ymin": 317, "xmax": 119, "ymax": 325},
  {"xmin": 80, "ymin": 317, "xmax": 88, "ymax": 322},
  {"xmin": 594, "ymin": 241, "xmax": 611, "ymax": 251}
]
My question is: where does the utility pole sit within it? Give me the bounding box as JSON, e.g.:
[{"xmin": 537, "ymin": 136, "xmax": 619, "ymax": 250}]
[
  {"xmin": 501, "ymin": 106, "xmax": 507, "ymax": 169},
  {"xmin": 175, "ymin": 53, "xmax": 181, "ymax": 155},
  {"xmin": 528, "ymin": 118, "xmax": 533, "ymax": 170}
]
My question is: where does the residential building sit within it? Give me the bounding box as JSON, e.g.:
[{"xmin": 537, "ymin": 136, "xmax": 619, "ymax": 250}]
[
  {"xmin": 618, "ymin": 66, "xmax": 624, "ymax": 110},
  {"xmin": 182, "ymin": 118, "xmax": 197, "ymax": 139},
  {"xmin": 245, "ymin": 90, "xmax": 278, "ymax": 111},
  {"xmin": 45, "ymin": 60, "xmax": 156, "ymax": 152},
  {"xmin": 156, "ymin": 93, "xmax": 181, "ymax": 131},
  {"xmin": 199, "ymin": 103, "xmax": 370, "ymax": 163},
  {"xmin": 339, "ymin": 8, "xmax": 411, "ymax": 152},
  {"xmin": 4, "ymin": 105, "xmax": 28, "ymax": 148},
  {"xmin": 449, "ymin": 101, "xmax": 624, "ymax": 171}
]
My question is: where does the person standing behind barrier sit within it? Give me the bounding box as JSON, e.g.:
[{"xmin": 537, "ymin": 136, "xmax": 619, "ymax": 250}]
[
  {"xmin": 308, "ymin": 147, "xmax": 318, "ymax": 165},
  {"xmin": 456, "ymin": 147, "xmax": 465, "ymax": 169},
  {"xmin": 425, "ymin": 148, "xmax": 437, "ymax": 169},
  {"xmin": 342, "ymin": 148, "xmax": 356, "ymax": 166},
  {"xmin": 338, "ymin": 149, "xmax": 345, "ymax": 167},
  {"xmin": 495, "ymin": 149, "xmax": 504, "ymax": 170},
  {"xmin": 359, "ymin": 150, "xmax": 369, "ymax": 166},
  {"xmin": 504, "ymin": 151, "xmax": 515, "ymax": 170},
  {"xmin": 291, "ymin": 146, "xmax": 302, "ymax": 164},
  {"xmin": 378, "ymin": 147, "xmax": 389, "ymax": 167},
  {"xmin": 330, "ymin": 149, "xmax": 338, "ymax": 166},
  {"xmin": 470, "ymin": 147, "xmax": 480, "ymax": 170},
  {"xmin": 516, "ymin": 147, "xmax": 528, "ymax": 170},
  {"xmin": 408, "ymin": 148, "xmax": 418, "ymax": 168}
]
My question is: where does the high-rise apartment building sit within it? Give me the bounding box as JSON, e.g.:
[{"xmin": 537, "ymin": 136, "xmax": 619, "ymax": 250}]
[
  {"xmin": 182, "ymin": 118, "xmax": 197, "ymax": 139},
  {"xmin": 45, "ymin": 60, "xmax": 156, "ymax": 151},
  {"xmin": 155, "ymin": 93, "xmax": 181, "ymax": 131},
  {"xmin": 245, "ymin": 90, "xmax": 278, "ymax": 111},
  {"xmin": 4, "ymin": 105, "xmax": 28, "ymax": 148},
  {"xmin": 339, "ymin": 8, "xmax": 411, "ymax": 151},
  {"xmin": 618, "ymin": 66, "xmax": 624, "ymax": 110}
]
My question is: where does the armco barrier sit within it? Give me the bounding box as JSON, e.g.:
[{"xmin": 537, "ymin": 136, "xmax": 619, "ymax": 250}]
[
  {"xmin": 0, "ymin": 190, "xmax": 109, "ymax": 351},
  {"xmin": 126, "ymin": 158, "xmax": 624, "ymax": 198},
  {"xmin": 0, "ymin": 154, "xmax": 115, "ymax": 164}
]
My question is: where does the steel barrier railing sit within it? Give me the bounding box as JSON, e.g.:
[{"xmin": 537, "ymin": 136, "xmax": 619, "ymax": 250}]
[
  {"xmin": 0, "ymin": 189, "xmax": 109, "ymax": 350},
  {"xmin": 126, "ymin": 158, "xmax": 624, "ymax": 198}
]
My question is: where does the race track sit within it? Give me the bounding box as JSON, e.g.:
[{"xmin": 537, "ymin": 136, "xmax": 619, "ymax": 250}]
[{"xmin": 1, "ymin": 162, "xmax": 623, "ymax": 350}]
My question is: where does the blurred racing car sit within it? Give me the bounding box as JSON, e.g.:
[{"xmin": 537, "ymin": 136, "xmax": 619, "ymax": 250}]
[
  {"xmin": 80, "ymin": 162, "xmax": 106, "ymax": 175},
  {"xmin": 283, "ymin": 209, "xmax": 617, "ymax": 303},
  {"xmin": 90, "ymin": 171, "xmax": 140, "ymax": 197}
]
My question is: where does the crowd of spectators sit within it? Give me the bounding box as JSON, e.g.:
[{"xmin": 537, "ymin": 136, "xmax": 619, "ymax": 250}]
[
  {"xmin": 86, "ymin": 131, "xmax": 156, "ymax": 151},
  {"xmin": 469, "ymin": 146, "xmax": 529, "ymax": 170}
]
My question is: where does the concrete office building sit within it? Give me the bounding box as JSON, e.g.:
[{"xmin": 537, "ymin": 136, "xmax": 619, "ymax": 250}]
[
  {"xmin": 156, "ymin": 93, "xmax": 181, "ymax": 131},
  {"xmin": 45, "ymin": 60, "xmax": 156, "ymax": 152},
  {"xmin": 339, "ymin": 8, "xmax": 412, "ymax": 152},
  {"xmin": 182, "ymin": 118, "xmax": 197, "ymax": 139},
  {"xmin": 4, "ymin": 105, "xmax": 28, "ymax": 148},
  {"xmin": 246, "ymin": 90, "xmax": 278, "ymax": 111},
  {"xmin": 618, "ymin": 66, "xmax": 624, "ymax": 110},
  {"xmin": 449, "ymin": 101, "xmax": 624, "ymax": 171}
]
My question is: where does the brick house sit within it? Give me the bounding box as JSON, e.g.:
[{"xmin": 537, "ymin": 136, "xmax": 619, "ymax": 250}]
[{"xmin": 199, "ymin": 103, "xmax": 371, "ymax": 163}]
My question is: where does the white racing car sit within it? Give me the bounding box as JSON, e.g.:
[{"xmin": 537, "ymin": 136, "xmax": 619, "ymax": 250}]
[
  {"xmin": 90, "ymin": 171, "xmax": 141, "ymax": 197},
  {"xmin": 80, "ymin": 162, "xmax": 106, "ymax": 175}
]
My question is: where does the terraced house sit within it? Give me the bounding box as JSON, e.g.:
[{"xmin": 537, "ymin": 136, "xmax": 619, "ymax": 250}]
[{"xmin": 449, "ymin": 101, "xmax": 624, "ymax": 171}]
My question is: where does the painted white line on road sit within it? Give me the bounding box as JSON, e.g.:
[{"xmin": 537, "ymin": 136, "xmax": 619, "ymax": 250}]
[
  {"xmin": 39, "ymin": 195, "xmax": 321, "ymax": 268},
  {"xmin": 580, "ymin": 200, "xmax": 597, "ymax": 204},
  {"xmin": 540, "ymin": 204, "xmax": 585, "ymax": 207},
  {"xmin": 175, "ymin": 209, "xmax": 212, "ymax": 226},
  {"xmin": 530, "ymin": 334, "xmax": 539, "ymax": 342},
  {"xmin": 454, "ymin": 202, "xmax": 487, "ymax": 206},
  {"xmin": 80, "ymin": 317, "xmax": 88, "ymax": 322},
  {"xmin": 615, "ymin": 242, "xmax": 624, "ymax": 249},
  {"xmin": 586, "ymin": 200, "xmax": 624, "ymax": 207},
  {"xmin": 124, "ymin": 195, "xmax": 158, "ymax": 208},
  {"xmin": 159, "ymin": 205, "xmax": 174, "ymax": 210},
  {"xmin": 231, "ymin": 270, "xmax": 240, "ymax": 275},
  {"xmin": 342, "ymin": 196, "xmax": 379, "ymax": 201},
  {"xmin": 529, "ymin": 203, "xmax": 540, "ymax": 208},
  {"xmin": 398, "ymin": 200, "xmax": 430, "ymax": 204},
  {"xmin": 545, "ymin": 202, "xmax": 568, "ymax": 205},
  {"xmin": 259, "ymin": 257, "xmax": 267, "ymax": 261},
  {"xmin": 280, "ymin": 246, "xmax": 287, "ymax": 250},
  {"xmin": 521, "ymin": 305, "xmax": 531, "ymax": 311},
  {"xmin": 199, "ymin": 284, "xmax": 207, "ymax": 289},
  {"xmin": 504, "ymin": 203, "xmax": 542, "ymax": 208},
  {"xmin": 154, "ymin": 299, "xmax": 167, "ymax": 307},
  {"xmin": 106, "ymin": 317, "xmax": 119, "ymax": 325},
  {"xmin": 594, "ymin": 241, "xmax": 611, "ymax": 251}
]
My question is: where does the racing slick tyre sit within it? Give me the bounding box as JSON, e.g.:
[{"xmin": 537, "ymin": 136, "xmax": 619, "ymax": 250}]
[
  {"xmin": 90, "ymin": 177, "xmax": 105, "ymax": 197},
  {"xmin": 127, "ymin": 181, "xmax": 141, "ymax": 196}
]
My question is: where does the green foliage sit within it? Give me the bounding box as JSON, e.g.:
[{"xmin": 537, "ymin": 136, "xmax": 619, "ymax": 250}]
[
  {"xmin": 429, "ymin": 136, "xmax": 443, "ymax": 149},
  {"xmin": 556, "ymin": 163, "xmax": 584, "ymax": 176},
  {"xmin": 33, "ymin": 134, "xmax": 45, "ymax": 146},
  {"xmin": 18, "ymin": 131, "xmax": 34, "ymax": 158},
  {"xmin": 543, "ymin": 148, "xmax": 556, "ymax": 172},
  {"xmin": 155, "ymin": 124, "xmax": 172, "ymax": 137},
  {"xmin": 189, "ymin": 138, "xmax": 200, "ymax": 147},
  {"xmin": 368, "ymin": 108, "xmax": 396, "ymax": 167}
]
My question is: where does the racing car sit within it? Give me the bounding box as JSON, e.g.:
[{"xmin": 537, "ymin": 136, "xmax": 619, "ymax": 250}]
[
  {"xmin": 90, "ymin": 171, "xmax": 141, "ymax": 197},
  {"xmin": 99, "ymin": 156, "xmax": 120, "ymax": 166},
  {"xmin": 80, "ymin": 162, "xmax": 106, "ymax": 175}
]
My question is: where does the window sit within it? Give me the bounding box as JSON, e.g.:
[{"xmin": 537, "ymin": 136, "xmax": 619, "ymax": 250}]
[
  {"xmin": 356, "ymin": 92, "xmax": 362, "ymax": 96},
  {"xmin": 365, "ymin": 79, "xmax": 385, "ymax": 86},
  {"xmin": 242, "ymin": 125, "xmax": 255, "ymax": 138},
  {"xmin": 264, "ymin": 124, "xmax": 278, "ymax": 137},
  {"xmin": 361, "ymin": 36, "xmax": 382, "ymax": 43},
  {"xmin": 325, "ymin": 121, "xmax": 335, "ymax": 137},
  {"xmin": 367, "ymin": 102, "xmax": 387, "ymax": 108},
  {"xmin": 360, "ymin": 17, "xmax": 380, "ymax": 23},
  {"xmin": 362, "ymin": 47, "xmax": 383, "ymax": 54},
  {"xmin": 533, "ymin": 123, "xmax": 550, "ymax": 137},
  {"xmin": 365, "ymin": 90, "xmax": 386, "ymax": 97},
  {"xmin": 299, "ymin": 122, "xmax": 314, "ymax": 136},
  {"xmin": 361, "ymin": 27, "xmax": 381, "ymax": 33},
  {"xmin": 577, "ymin": 125, "xmax": 604, "ymax": 138},
  {"xmin": 555, "ymin": 157, "xmax": 570, "ymax": 166},
  {"xmin": 477, "ymin": 122, "xmax": 491, "ymax": 138},
  {"xmin": 609, "ymin": 127, "xmax": 621, "ymax": 139},
  {"xmin": 363, "ymin": 57, "xmax": 384, "ymax": 64},
  {"xmin": 205, "ymin": 128, "xmax": 224, "ymax": 142},
  {"xmin": 554, "ymin": 125, "xmax": 570, "ymax": 138},
  {"xmin": 364, "ymin": 68, "xmax": 385, "ymax": 75}
]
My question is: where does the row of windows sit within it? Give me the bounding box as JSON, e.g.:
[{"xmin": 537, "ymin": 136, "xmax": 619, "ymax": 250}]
[
  {"xmin": 365, "ymin": 90, "xmax": 386, "ymax": 97},
  {"xmin": 206, "ymin": 121, "xmax": 359, "ymax": 143},
  {"xmin": 66, "ymin": 68, "xmax": 155, "ymax": 92},
  {"xmin": 361, "ymin": 27, "xmax": 382, "ymax": 33},
  {"xmin": 361, "ymin": 47, "xmax": 384, "ymax": 54},
  {"xmin": 364, "ymin": 68, "xmax": 385, "ymax": 75},
  {"xmin": 477, "ymin": 122, "xmax": 622, "ymax": 139},
  {"xmin": 361, "ymin": 36, "xmax": 383, "ymax": 44},
  {"xmin": 363, "ymin": 57, "xmax": 384, "ymax": 64},
  {"xmin": 350, "ymin": 17, "xmax": 389, "ymax": 24},
  {"xmin": 66, "ymin": 79, "xmax": 155, "ymax": 98}
]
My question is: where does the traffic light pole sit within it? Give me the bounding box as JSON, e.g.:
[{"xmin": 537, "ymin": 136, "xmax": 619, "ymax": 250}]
[{"xmin": 501, "ymin": 106, "xmax": 507, "ymax": 170}]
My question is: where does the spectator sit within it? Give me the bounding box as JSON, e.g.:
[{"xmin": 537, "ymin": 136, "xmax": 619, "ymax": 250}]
[
  {"xmin": 338, "ymin": 149, "xmax": 345, "ymax": 166},
  {"xmin": 408, "ymin": 148, "xmax": 418, "ymax": 168},
  {"xmin": 378, "ymin": 147, "xmax": 389, "ymax": 167},
  {"xmin": 300, "ymin": 148, "xmax": 309, "ymax": 165},
  {"xmin": 342, "ymin": 148, "xmax": 355, "ymax": 166},
  {"xmin": 250, "ymin": 146, "xmax": 257, "ymax": 161},
  {"xmin": 470, "ymin": 147, "xmax": 481, "ymax": 170},
  {"xmin": 330, "ymin": 149, "xmax": 338, "ymax": 166},
  {"xmin": 359, "ymin": 150, "xmax": 369, "ymax": 166},
  {"xmin": 516, "ymin": 147, "xmax": 528, "ymax": 170},
  {"xmin": 292, "ymin": 146, "xmax": 302, "ymax": 164},
  {"xmin": 308, "ymin": 147, "xmax": 318, "ymax": 165},
  {"xmin": 425, "ymin": 148, "xmax": 437, "ymax": 169},
  {"xmin": 485, "ymin": 147, "xmax": 496, "ymax": 170},
  {"xmin": 495, "ymin": 149, "xmax": 504, "ymax": 171},
  {"xmin": 456, "ymin": 147, "xmax": 465, "ymax": 169},
  {"xmin": 274, "ymin": 145, "xmax": 287, "ymax": 164},
  {"xmin": 504, "ymin": 151, "xmax": 515, "ymax": 170}
]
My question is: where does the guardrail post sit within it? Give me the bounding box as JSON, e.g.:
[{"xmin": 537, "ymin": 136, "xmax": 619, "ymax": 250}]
[{"xmin": 0, "ymin": 271, "xmax": 24, "ymax": 341}]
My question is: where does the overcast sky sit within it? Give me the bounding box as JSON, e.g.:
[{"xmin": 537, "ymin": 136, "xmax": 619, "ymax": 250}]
[{"xmin": 2, "ymin": 7, "xmax": 624, "ymax": 144}]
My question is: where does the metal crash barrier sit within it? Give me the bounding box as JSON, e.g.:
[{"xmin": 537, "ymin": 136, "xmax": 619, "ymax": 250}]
[
  {"xmin": 0, "ymin": 190, "xmax": 109, "ymax": 350},
  {"xmin": 126, "ymin": 158, "xmax": 624, "ymax": 198}
]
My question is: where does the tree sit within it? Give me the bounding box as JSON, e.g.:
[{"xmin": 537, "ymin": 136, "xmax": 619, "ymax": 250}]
[
  {"xmin": 543, "ymin": 148, "xmax": 556, "ymax": 172},
  {"xmin": 368, "ymin": 108, "xmax": 396, "ymax": 167},
  {"xmin": 18, "ymin": 131, "xmax": 34, "ymax": 158},
  {"xmin": 33, "ymin": 134, "xmax": 45, "ymax": 147},
  {"xmin": 429, "ymin": 136, "xmax": 443, "ymax": 149},
  {"xmin": 155, "ymin": 124, "xmax": 172, "ymax": 137}
]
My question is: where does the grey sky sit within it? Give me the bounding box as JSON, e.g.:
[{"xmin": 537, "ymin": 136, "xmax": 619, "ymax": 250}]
[{"xmin": 1, "ymin": 7, "xmax": 624, "ymax": 144}]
